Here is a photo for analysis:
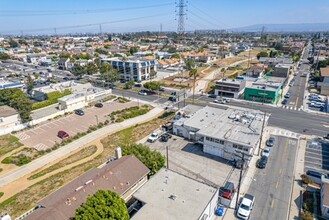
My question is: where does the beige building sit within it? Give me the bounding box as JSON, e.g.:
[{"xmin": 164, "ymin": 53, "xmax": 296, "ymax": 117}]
[{"xmin": 0, "ymin": 106, "xmax": 20, "ymax": 129}]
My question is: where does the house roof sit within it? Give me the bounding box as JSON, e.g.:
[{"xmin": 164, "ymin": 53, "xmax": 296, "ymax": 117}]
[
  {"xmin": 321, "ymin": 67, "xmax": 329, "ymax": 77},
  {"xmin": 25, "ymin": 155, "xmax": 150, "ymax": 220},
  {"xmin": 132, "ymin": 169, "xmax": 218, "ymax": 220},
  {"xmin": 0, "ymin": 105, "xmax": 18, "ymax": 117}
]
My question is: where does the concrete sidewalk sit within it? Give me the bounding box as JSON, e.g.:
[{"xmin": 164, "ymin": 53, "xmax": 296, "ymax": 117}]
[{"xmin": 0, "ymin": 107, "xmax": 164, "ymax": 188}]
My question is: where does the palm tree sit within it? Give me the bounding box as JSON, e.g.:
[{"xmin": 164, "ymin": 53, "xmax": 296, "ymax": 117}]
[{"xmin": 189, "ymin": 68, "xmax": 198, "ymax": 104}]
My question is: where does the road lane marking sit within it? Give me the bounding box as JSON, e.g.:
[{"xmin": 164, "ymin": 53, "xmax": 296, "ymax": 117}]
[
  {"xmin": 271, "ymin": 200, "xmax": 275, "ymax": 208},
  {"xmin": 281, "ymin": 139, "xmax": 289, "ymax": 162},
  {"xmin": 323, "ymin": 125, "xmax": 329, "ymax": 128},
  {"xmin": 276, "ymin": 181, "xmax": 279, "ymax": 188},
  {"xmin": 295, "ymin": 97, "xmax": 299, "ymax": 107}
]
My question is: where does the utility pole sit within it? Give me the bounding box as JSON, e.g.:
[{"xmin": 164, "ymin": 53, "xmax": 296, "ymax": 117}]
[
  {"xmin": 257, "ymin": 112, "xmax": 267, "ymax": 156},
  {"xmin": 176, "ymin": 0, "xmax": 187, "ymax": 42},
  {"xmin": 99, "ymin": 24, "xmax": 102, "ymax": 37},
  {"xmin": 247, "ymin": 49, "xmax": 251, "ymax": 68},
  {"xmin": 235, "ymin": 153, "xmax": 245, "ymax": 211}
]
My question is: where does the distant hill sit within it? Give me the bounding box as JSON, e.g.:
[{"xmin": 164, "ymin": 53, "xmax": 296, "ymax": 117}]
[{"xmin": 231, "ymin": 23, "xmax": 329, "ymax": 32}]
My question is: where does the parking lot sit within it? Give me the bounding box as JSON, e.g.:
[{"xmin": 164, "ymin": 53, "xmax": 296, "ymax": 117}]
[
  {"xmin": 304, "ymin": 139, "xmax": 329, "ymax": 174},
  {"xmin": 144, "ymin": 135, "xmax": 240, "ymax": 188},
  {"xmin": 15, "ymin": 101, "xmax": 138, "ymax": 151}
]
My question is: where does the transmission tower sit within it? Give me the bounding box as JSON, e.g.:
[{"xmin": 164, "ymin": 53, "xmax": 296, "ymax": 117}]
[{"xmin": 175, "ymin": 0, "xmax": 187, "ymax": 41}]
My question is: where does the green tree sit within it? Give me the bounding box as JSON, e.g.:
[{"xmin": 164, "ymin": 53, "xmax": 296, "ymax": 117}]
[
  {"xmin": 171, "ymin": 53, "xmax": 180, "ymax": 59},
  {"xmin": 256, "ymin": 51, "xmax": 269, "ymax": 59},
  {"xmin": 125, "ymin": 81, "xmax": 135, "ymax": 89},
  {"xmin": 144, "ymin": 81, "xmax": 161, "ymax": 92},
  {"xmin": 185, "ymin": 60, "xmax": 196, "ymax": 71},
  {"xmin": 9, "ymin": 39, "xmax": 18, "ymax": 48},
  {"xmin": 0, "ymin": 53, "xmax": 10, "ymax": 60},
  {"xmin": 77, "ymin": 53, "xmax": 92, "ymax": 60},
  {"xmin": 85, "ymin": 62, "xmax": 98, "ymax": 75},
  {"xmin": 75, "ymin": 190, "xmax": 129, "ymax": 220},
  {"xmin": 26, "ymin": 74, "xmax": 34, "ymax": 94},
  {"xmin": 273, "ymin": 42, "xmax": 283, "ymax": 51},
  {"xmin": 269, "ymin": 50, "xmax": 278, "ymax": 58},
  {"xmin": 99, "ymin": 63, "xmax": 119, "ymax": 88},
  {"xmin": 129, "ymin": 47, "xmax": 138, "ymax": 55},
  {"xmin": 150, "ymin": 70, "xmax": 157, "ymax": 79},
  {"xmin": 59, "ymin": 53, "xmax": 71, "ymax": 59},
  {"xmin": 122, "ymin": 144, "xmax": 165, "ymax": 176},
  {"xmin": 0, "ymin": 89, "xmax": 32, "ymax": 123},
  {"xmin": 71, "ymin": 65, "xmax": 86, "ymax": 76}
]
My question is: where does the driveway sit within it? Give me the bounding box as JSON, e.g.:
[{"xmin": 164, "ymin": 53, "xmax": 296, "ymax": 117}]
[
  {"xmin": 145, "ymin": 135, "xmax": 240, "ymax": 188},
  {"xmin": 15, "ymin": 101, "xmax": 138, "ymax": 150}
]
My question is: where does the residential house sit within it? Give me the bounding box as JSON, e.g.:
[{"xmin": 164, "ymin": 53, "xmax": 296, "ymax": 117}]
[
  {"xmin": 26, "ymin": 53, "xmax": 47, "ymax": 64},
  {"xmin": 173, "ymin": 105, "xmax": 268, "ymax": 163},
  {"xmin": 245, "ymin": 65, "xmax": 266, "ymax": 78},
  {"xmin": 131, "ymin": 169, "xmax": 219, "ymax": 220},
  {"xmin": 25, "ymin": 155, "xmax": 150, "ymax": 220},
  {"xmin": 58, "ymin": 58, "xmax": 70, "ymax": 70},
  {"xmin": 0, "ymin": 79, "xmax": 24, "ymax": 90},
  {"xmin": 319, "ymin": 67, "xmax": 329, "ymax": 96},
  {"xmin": 0, "ymin": 106, "xmax": 20, "ymax": 129}
]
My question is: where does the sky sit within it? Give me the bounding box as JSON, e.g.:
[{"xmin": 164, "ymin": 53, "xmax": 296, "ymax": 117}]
[{"xmin": 1, "ymin": 0, "xmax": 329, "ymax": 35}]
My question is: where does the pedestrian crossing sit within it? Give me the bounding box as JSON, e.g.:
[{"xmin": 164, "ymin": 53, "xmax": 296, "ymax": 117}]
[
  {"xmin": 34, "ymin": 143, "xmax": 49, "ymax": 151},
  {"xmin": 15, "ymin": 132, "xmax": 30, "ymax": 141},
  {"xmin": 270, "ymin": 128, "xmax": 301, "ymax": 139},
  {"xmin": 282, "ymin": 105, "xmax": 302, "ymax": 111}
]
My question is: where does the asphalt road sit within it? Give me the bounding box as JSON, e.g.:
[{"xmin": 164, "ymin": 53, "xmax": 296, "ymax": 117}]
[
  {"xmin": 247, "ymin": 136, "xmax": 298, "ymax": 220},
  {"xmin": 113, "ymin": 88, "xmax": 329, "ymax": 137}
]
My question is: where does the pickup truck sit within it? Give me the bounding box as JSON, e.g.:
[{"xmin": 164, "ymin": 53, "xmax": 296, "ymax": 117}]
[
  {"xmin": 147, "ymin": 133, "xmax": 159, "ymax": 143},
  {"xmin": 237, "ymin": 194, "xmax": 255, "ymax": 220}
]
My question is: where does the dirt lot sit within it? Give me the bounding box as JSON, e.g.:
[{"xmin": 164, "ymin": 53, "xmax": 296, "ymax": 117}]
[
  {"xmin": 213, "ymin": 57, "xmax": 245, "ymax": 66},
  {"xmin": 144, "ymin": 135, "xmax": 240, "ymax": 187},
  {"xmin": 14, "ymin": 101, "xmax": 138, "ymax": 151}
]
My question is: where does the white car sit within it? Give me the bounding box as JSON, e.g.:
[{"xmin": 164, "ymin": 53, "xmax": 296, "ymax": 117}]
[
  {"xmin": 138, "ymin": 91, "xmax": 147, "ymax": 96},
  {"xmin": 147, "ymin": 133, "xmax": 159, "ymax": 142},
  {"xmin": 262, "ymin": 147, "xmax": 271, "ymax": 157},
  {"xmin": 237, "ymin": 194, "xmax": 255, "ymax": 220}
]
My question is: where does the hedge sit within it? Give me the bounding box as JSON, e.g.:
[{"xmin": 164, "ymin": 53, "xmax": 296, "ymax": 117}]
[{"xmin": 32, "ymin": 89, "xmax": 72, "ymax": 110}]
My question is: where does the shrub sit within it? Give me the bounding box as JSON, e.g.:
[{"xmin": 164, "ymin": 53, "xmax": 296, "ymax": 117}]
[
  {"xmin": 115, "ymin": 117, "xmax": 125, "ymax": 123},
  {"xmin": 301, "ymin": 174, "xmax": 314, "ymax": 185},
  {"xmin": 32, "ymin": 89, "xmax": 72, "ymax": 110},
  {"xmin": 301, "ymin": 211, "xmax": 313, "ymax": 220}
]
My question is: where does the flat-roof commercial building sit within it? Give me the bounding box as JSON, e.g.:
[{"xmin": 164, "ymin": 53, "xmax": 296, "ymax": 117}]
[
  {"xmin": 132, "ymin": 169, "xmax": 219, "ymax": 220},
  {"xmin": 173, "ymin": 105, "xmax": 269, "ymax": 163},
  {"xmin": 25, "ymin": 156, "xmax": 149, "ymax": 220},
  {"xmin": 0, "ymin": 105, "xmax": 20, "ymax": 129},
  {"xmin": 101, "ymin": 56, "xmax": 158, "ymax": 82},
  {"xmin": 244, "ymin": 79, "xmax": 283, "ymax": 104},
  {"xmin": 214, "ymin": 78, "xmax": 246, "ymax": 98}
]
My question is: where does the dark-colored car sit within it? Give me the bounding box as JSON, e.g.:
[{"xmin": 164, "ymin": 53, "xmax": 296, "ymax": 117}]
[
  {"xmin": 57, "ymin": 130, "xmax": 69, "ymax": 139},
  {"xmin": 168, "ymin": 96, "xmax": 177, "ymax": 102},
  {"xmin": 284, "ymin": 93, "xmax": 290, "ymax": 98},
  {"xmin": 160, "ymin": 133, "xmax": 172, "ymax": 142},
  {"xmin": 220, "ymin": 181, "xmax": 236, "ymax": 200},
  {"xmin": 324, "ymin": 134, "xmax": 329, "ymax": 140},
  {"xmin": 257, "ymin": 156, "xmax": 268, "ymax": 169},
  {"xmin": 266, "ymin": 137, "xmax": 275, "ymax": 147},
  {"xmin": 208, "ymin": 94, "xmax": 217, "ymax": 98},
  {"xmin": 281, "ymin": 99, "xmax": 288, "ymax": 105},
  {"xmin": 159, "ymin": 87, "xmax": 165, "ymax": 92},
  {"xmin": 75, "ymin": 109, "xmax": 85, "ymax": 116},
  {"xmin": 135, "ymin": 83, "xmax": 143, "ymax": 87},
  {"xmin": 95, "ymin": 103, "xmax": 103, "ymax": 108}
]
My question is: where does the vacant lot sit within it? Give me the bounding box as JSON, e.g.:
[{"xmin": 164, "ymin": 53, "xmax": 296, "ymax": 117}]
[
  {"xmin": 213, "ymin": 57, "xmax": 245, "ymax": 66},
  {"xmin": 0, "ymin": 135, "xmax": 23, "ymax": 157}
]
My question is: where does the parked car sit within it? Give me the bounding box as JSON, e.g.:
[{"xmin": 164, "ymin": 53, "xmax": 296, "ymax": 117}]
[
  {"xmin": 208, "ymin": 94, "xmax": 217, "ymax": 98},
  {"xmin": 57, "ymin": 130, "xmax": 69, "ymax": 139},
  {"xmin": 168, "ymin": 96, "xmax": 177, "ymax": 102},
  {"xmin": 159, "ymin": 87, "xmax": 165, "ymax": 92},
  {"xmin": 309, "ymin": 102, "xmax": 324, "ymax": 108},
  {"xmin": 306, "ymin": 170, "xmax": 326, "ymax": 184},
  {"xmin": 95, "ymin": 103, "xmax": 103, "ymax": 108},
  {"xmin": 257, "ymin": 156, "xmax": 268, "ymax": 169},
  {"xmin": 281, "ymin": 99, "xmax": 288, "ymax": 105},
  {"xmin": 289, "ymin": 80, "xmax": 295, "ymax": 86},
  {"xmin": 160, "ymin": 133, "xmax": 172, "ymax": 142},
  {"xmin": 74, "ymin": 109, "xmax": 85, "ymax": 116},
  {"xmin": 138, "ymin": 91, "xmax": 147, "ymax": 96},
  {"xmin": 324, "ymin": 134, "xmax": 329, "ymax": 140},
  {"xmin": 233, "ymin": 159, "xmax": 243, "ymax": 169},
  {"xmin": 135, "ymin": 83, "xmax": 143, "ymax": 87},
  {"xmin": 214, "ymin": 98, "xmax": 227, "ymax": 104},
  {"xmin": 147, "ymin": 133, "xmax": 159, "ymax": 142},
  {"xmin": 266, "ymin": 137, "xmax": 275, "ymax": 147},
  {"xmin": 262, "ymin": 147, "xmax": 271, "ymax": 157},
  {"xmin": 284, "ymin": 92, "xmax": 290, "ymax": 98},
  {"xmin": 220, "ymin": 181, "xmax": 236, "ymax": 200},
  {"xmin": 237, "ymin": 194, "xmax": 255, "ymax": 220}
]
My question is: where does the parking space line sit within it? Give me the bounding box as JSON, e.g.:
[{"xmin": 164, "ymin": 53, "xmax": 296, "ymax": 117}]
[
  {"xmin": 275, "ymin": 181, "xmax": 279, "ymax": 188},
  {"xmin": 271, "ymin": 200, "xmax": 275, "ymax": 208}
]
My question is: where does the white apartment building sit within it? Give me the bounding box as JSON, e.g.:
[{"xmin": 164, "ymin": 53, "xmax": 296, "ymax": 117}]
[{"xmin": 101, "ymin": 56, "xmax": 158, "ymax": 82}]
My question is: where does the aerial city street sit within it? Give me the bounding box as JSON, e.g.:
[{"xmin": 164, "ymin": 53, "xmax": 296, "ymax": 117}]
[{"xmin": 0, "ymin": 0, "xmax": 329, "ymax": 220}]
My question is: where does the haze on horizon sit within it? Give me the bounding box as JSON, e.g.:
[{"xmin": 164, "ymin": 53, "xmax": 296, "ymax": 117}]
[{"xmin": 1, "ymin": 0, "xmax": 329, "ymax": 34}]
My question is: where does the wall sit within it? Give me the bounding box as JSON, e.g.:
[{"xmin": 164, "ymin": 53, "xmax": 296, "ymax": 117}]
[
  {"xmin": 244, "ymin": 87, "xmax": 279, "ymax": 104},
  {"xmin": 0, "ymin": 114, "xmax": 20, "ymax": 129},
  {"xmin": 198, "ymin": 188, "xmax": 219, "ymax": 220}
]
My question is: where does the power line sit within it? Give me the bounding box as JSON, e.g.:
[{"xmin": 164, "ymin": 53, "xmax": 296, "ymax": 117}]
[
  {"xmin": 0, "ymin": 3, "xmax": 172, "ymax": 16},
  {"xmin": 189, "ymin": 2, "xmax": 233, "ymax": 29},
  {"xmin": 1, "ymin": 13, "xmax": 172, "ymax": 34}
]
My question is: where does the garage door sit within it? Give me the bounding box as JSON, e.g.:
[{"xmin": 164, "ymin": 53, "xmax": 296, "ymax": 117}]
[{"xmin": 204, "ymin": 145, "xmax": 223, "ymax": 157}]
